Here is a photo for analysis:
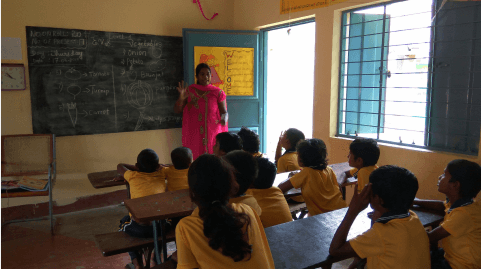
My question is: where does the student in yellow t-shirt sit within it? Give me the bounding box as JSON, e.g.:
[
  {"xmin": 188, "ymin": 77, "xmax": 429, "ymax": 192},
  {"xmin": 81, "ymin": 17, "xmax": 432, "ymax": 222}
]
[
  {"xmin": 238, "ymin": 126, "xmax": 264, "ymax": 158},
  {"xmin": 278, "ymin": 139, "xmax": 347, "ymax": 216},
  {"xmin": 161, "ymin": 147, "xmax": 192, "ymax": 192},
  {"xmin": 341, "ymin": 138, "xmax": 380, "ymax": 193},
  {"xmin": 330, "ymin": 165, "xmax": 431, "ymax": 269},
  {"xmin": 116, "ymin": 149, "xmax": 165, "ymax": 269},
  {"xmin": 172, "ymin": 154, "xmax": 275, "ymax": 269},
  {"xmin": 275, "ymin": 128, "xmax": 305, "ymax": 173},
  {"xmin": 246, "ymin": 157, "xmax": 293, "ymax": 228},
  {"xmin": 224, "ymin": 150, "xmax": 262, "ymax": 216},
  {"xmin": 413, "ymin": 159, "xmax": 481, "ymax": 269}
]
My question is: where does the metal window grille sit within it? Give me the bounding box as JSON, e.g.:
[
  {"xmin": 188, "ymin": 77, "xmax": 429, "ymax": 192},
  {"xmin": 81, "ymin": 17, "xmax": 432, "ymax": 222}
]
[{"xmin": 337, "ymin": 0, "xmax": 481, "ymax": 155}]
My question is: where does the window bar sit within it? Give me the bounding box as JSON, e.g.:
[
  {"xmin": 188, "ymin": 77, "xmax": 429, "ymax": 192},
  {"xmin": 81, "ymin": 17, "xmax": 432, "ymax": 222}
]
[
  {"xmin": 425, "ymin": 0, "xmax": 437, "ymax": 147},
  {"xmin": 376, "ymin": 4, "xmax": 388, "ymax": 140},
  {"xmin": 357, "ymin": 13, "xmax": 366, "ymax": 135}
]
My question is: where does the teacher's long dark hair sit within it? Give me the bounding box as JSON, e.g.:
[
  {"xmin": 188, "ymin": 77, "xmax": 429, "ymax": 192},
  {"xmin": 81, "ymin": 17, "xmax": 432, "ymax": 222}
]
[{"xmin": 188, "ymin": 154, "xmax": 252, "ymax": 261}]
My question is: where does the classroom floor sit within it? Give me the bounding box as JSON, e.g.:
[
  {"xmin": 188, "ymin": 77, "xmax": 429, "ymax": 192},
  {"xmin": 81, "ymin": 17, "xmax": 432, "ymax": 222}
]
[{"xmin": 1, "ymin": 205, "xmax": 353, "ymax": 269}]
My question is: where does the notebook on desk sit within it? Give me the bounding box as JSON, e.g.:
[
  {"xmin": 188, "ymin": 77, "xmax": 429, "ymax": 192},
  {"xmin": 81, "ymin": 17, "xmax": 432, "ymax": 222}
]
[{"xmin": 18, "ymin": 176, "xmax": 48, "ymax": 191}]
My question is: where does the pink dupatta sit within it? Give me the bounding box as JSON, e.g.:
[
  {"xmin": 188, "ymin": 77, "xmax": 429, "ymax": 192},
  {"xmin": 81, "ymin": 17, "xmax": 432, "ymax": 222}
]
[{"xmin": 181, "ymin": 84, "xmax": 228, "ymax": 159}]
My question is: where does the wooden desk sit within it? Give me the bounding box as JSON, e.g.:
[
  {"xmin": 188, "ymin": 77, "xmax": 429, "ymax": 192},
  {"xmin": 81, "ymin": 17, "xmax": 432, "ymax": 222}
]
[
  {"xmin": 88, "ymin": 170, "xmax": 125, "ymax": 189},
  {"xmin": 265, "ymin": 207, "xmax": 444, "ymax": 269},
  {"xmin": 124, "ymin": 189, "xmax": 196, "ymax": 264}
]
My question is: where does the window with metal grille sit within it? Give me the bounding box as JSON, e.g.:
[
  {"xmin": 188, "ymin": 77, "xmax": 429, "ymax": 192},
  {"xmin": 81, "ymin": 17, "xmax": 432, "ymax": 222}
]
[{"xmin": 337, "ymin": 0, "xmax": 481, "ymax": 155}]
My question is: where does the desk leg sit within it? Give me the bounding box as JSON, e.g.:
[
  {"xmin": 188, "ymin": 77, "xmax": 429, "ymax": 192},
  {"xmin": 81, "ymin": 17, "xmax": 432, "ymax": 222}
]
[
  {"xmin": 152, "ymin": 220, "xmax": 161, "ymax": 264},
  {"xmin": 160, "ymin": 219, "xmax": 168, "ymax": 262}
]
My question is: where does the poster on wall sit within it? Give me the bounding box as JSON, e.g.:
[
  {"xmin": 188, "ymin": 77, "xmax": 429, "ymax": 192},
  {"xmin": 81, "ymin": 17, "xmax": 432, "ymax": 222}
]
[
  {"xmin": 194, "ymin": 46, "xmax": 254, "ymax": 96},
  {"xmin": 280, "ymin": 0, "xmax": 348, "ymax": 14}
]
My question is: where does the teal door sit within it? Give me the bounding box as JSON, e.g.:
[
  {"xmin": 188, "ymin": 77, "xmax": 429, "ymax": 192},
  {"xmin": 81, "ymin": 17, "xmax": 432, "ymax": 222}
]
[{"xmin": 183, "ymin": 29, "xmax": 265, "ymax": 152}]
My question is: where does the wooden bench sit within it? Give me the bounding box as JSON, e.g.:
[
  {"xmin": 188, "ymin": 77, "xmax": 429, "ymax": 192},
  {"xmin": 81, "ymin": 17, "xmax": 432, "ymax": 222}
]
[
  {"xmin": 150, "ymin": 260, "xmax": 176, "ymax": 269},
  {"xmin": 289, "ymin": 202, "xmax": 308, "ymax": 220},
  {"xmin": 94, "ymin": 229, "xmax": 176, "ymax": 257}
]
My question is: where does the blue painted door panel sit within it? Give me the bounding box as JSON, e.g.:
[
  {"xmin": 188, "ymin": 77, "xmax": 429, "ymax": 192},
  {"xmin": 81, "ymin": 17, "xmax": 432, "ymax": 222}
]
[{"xmin": 183, "ymin": 29, "xmax": 265, "ymax": 152}]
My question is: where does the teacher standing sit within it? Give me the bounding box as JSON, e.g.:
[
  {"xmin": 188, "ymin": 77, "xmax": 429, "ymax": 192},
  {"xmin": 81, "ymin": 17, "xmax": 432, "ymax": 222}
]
[{"xmin": 174, "ymin": 63, "xmax": 229, "ymax": 160}]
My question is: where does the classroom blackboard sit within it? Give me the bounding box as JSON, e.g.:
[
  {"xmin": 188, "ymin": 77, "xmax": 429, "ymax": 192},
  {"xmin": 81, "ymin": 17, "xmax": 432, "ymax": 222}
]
[{"xmin": 26, "ymin": 26, "xmax": 183, "ymax": 136}]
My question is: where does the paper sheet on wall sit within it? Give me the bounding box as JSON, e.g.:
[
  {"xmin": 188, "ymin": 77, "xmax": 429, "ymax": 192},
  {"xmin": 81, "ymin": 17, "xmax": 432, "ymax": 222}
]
[
  {"xmin": 194, "ymin": 46, "xmax": 254, "ymax": 96},
  {"xmin": 280, "ymin": 0, "xmax": 349, "ymax": 14},
  {"xmin": 1, "ymin": 37, "xmax": 23, "ymax": 60}
]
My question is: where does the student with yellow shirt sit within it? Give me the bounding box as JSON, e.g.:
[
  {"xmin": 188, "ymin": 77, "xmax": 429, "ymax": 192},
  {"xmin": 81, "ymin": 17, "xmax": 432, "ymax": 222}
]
[
  {"xmin": 173, "ymin": 154, "xmax": 275, "ymax": 269},
  {"xmin": 413, "ymin": 159, "xmax": 481, "ymax": 269},
  {"xmin": 275, "ymin": 128, "xmax": 305, "ymax": 173},
  {"xmin": 246, "ymin": 157, "xmax": 293, "ymax": 228},
  {"xmin": 238, "ymin": 126, "xmax": 263, "ymax": 157},
  {"xmin": 224, "ymin": 150, "xmax": 262, "ymax": 216},
  {"xmin": 278, "ymin": 139, "xmax": 347, "ymax": 216},
  {"xmin": 213, "ymin": 132, "xmax": 243, "ymax": 157},
  {"xmin": 341, "ymin": 138, "xmax": 380, "ymax": 193},
  {"xmin": 330, "ymin": 165, "xmax": 431, "ymax": 269},
  {"xmin": 116, "ymin": 149, "xmax": 165, "ymax": 269},
  {"xmin": 161, "ymin": 147, "xmax": 192, "ymax": 191}
]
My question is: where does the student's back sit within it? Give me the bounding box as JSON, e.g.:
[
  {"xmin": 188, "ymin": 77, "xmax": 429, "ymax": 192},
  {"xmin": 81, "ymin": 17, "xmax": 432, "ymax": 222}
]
[
  {"xmin": 175, "ymin": 154, "xmax": 274, "ymax": 269},
  {"xmin": 161, "ymin": 147, "xmax": 192, "ymax": 191},
  {"xmin": 246, "ymin": 157, "xmax": 292, "ymax": 228},
  {"xmin": 275, "ymin": 128, "xmax": 304, "ymax": 174},
  {"xmin": 346, "ymin": 138, "xmax": 380, "ymax": 193}
]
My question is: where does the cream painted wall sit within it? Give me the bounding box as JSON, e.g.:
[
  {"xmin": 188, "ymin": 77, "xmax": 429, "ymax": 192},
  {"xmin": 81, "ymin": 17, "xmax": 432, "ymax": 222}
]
[
  {"xmin": 1, "ymin": 0, "xmax": 234, "ymax": 173},
  {"xmin": 234, "ymin": 0, "xmax": 481, "ymax": 200}
]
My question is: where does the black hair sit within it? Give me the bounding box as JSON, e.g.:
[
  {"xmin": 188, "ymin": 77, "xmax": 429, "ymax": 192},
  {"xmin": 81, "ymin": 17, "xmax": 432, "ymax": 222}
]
[
  {"xmin": 253, "ymin": 157, "xmax": 277, "ymax": 189},
  {"xmin": 224, "ymin": 150, "xmax": 259, "ymax": 196},
  {"xmin": 137, "ymin": 149, "xmax": 159, "ymax": 173},
  {"xmin": 188, "ymin": 154, "xmax": 252, "ymax": 262},
  {"xmin": 446, "ymin": 159, "xmax": 481, "ymax": 199},
  {"xmin": 285, "ymin": 128, "xmax": 305, "ymax": 151},
  {"xmin": 195, "ymin": 63, "xmax": 211, "ymax": 76},
  {"xmin": 237, "ymin": 127, "xmax": 260, "ymax": 154},
  {"xmin": 369, "ymin": 165, "xmax": 418, "ymax": 212},
  {"xmin": 349, "ymin": 138, "xmax": 380, "ymax": 167},
  {"xmin": 216, "ymin": 132, "xmax": 243, "ymax": 154},
  {"xmin": 296, "ymin": 139, "xmax": 328, "ymax": 169},
  {"xmin": 171, "ymin": 147, "xmax": 193, "ymax": 170}
]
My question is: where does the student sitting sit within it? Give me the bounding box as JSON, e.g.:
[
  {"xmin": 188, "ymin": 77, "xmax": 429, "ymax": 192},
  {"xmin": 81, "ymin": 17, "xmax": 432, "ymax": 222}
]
[
  {"xmin": 224, "ymin": 150, "xmax": 262, "ymax": 216},
  {"xmin": 413, "ymin": 159, "xmax": 481, "ymax": 269},
  {"xmin": 278, "ymin": 139, "xmax": 347, "ymax": 216},
  {"xmin": 238, "ymin": 126, "xmax": 263, "ymax": 157},
  {"xmin": 173, "ymin": 154, "xmax": 275, "ymax": 269},
  {"xmin": 116, "ymin": 149, "xmax": 165, "ymax": 269},
  {"xmin": 246, "ymin": 157, "xmax": 293, "ymax": 228},
  {"xmin": 275, "ymin": 128, "xmax": 305, "ymax": 173},
  {"xmin": 213, "ymin": 132, "xmax": 243, "ymax": 157},
  {"xmin": 161, "ymin": 147, "xmax": 192, "ymax": 191},
  {"xmin": 341, "ymin": 138, "xmax": 380, "ymax": 193},
  {"xmin": 329, "ymin": 165, "xmax": 431, "ymax": 269}
]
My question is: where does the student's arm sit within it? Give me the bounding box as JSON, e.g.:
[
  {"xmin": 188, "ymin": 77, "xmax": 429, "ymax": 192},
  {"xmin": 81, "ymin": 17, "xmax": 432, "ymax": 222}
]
[
  {"xmin": 412, "ymin": 198, "xmax": 445, "ymax": 213},
  {"xmin": 338, "ymin": 170, "xmax": 352, "ymax": 185},
  {"xmin": 278, "ymin": 179, "xmax": 294, "ymax": 193},
  {"xmin": 275, "ymin": 131, "xmax": 285, "ymax": 163},
  {"xmin": 428, "ymin": 226, "xmax": 451, "ymax": 245},
  {"xmin": 117, "ymin": 163, "xmax": 137, "ymax": 177},
  {"xmin": 174, "ymin": 81, "xmax": 188, "ymax": 114},
  {"xmin": 217, "ymin": 100, "xmax": 228, "ymax": 125},
  {"xmin": 329, "ymin": 184, "xmax": 371, "ymax": 258}
]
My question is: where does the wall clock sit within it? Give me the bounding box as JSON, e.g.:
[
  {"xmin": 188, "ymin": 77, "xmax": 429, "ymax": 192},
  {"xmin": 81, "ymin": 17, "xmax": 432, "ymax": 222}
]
[{"xmin": 2, "ymin": 64, "xmax": 26, "ymax": 91}]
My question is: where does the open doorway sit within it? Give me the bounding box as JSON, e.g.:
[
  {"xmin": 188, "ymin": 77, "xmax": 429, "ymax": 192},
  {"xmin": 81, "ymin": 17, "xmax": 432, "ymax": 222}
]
[{"xmin": 265, "ymin": 21, "xmax": 316, "ymax": 159}]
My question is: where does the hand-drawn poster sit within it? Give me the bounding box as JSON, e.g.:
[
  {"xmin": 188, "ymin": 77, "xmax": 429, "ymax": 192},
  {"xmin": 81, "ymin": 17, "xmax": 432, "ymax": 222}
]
[
  {"xmin": 194, "ymin": 46, "xmax": 254, "ymax": 96},
  {"xmin": 280, "ymin": 0, "xmax": 348, "ymax": 14}
]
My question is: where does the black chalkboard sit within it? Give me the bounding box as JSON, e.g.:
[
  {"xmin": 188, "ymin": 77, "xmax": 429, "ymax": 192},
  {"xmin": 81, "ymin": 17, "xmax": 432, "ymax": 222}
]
[{"xmin": 26, "ymin": 26, "xmax": 183, "ymax": 136}]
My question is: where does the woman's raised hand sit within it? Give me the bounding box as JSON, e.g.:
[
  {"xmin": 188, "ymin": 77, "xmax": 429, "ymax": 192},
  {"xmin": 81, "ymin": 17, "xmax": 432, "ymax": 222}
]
[{"xmin": 177, "ymin": 81, "xmax": 188, "ymax": 100}]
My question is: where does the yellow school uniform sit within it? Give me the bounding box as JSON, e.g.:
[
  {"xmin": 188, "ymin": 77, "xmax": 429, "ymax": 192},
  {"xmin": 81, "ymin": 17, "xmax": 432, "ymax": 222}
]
[
  {"xmin": 246, "ymin": 187, "xmax": 293, "ymax": 228},
  {"xmin": 175, "ymin": 203, "xmax": 275, "ymax": 269},
  {"xmin": 289, "ymin": 167, "xmax": 347, "ymax": 216},
  {"xmin": 277, "ymin": 152, "xmax": 300, "ymax": 174},
  {"xmin": 440, "ymin": 198, "xmax": 481, "ymax": 269},
  {"xmin": 349, "ymin": 165, "xmax": 378, "ymax": 193},
  {"xmin": 160, "ymin": 166, "xmax": 189, "ymax": 191},
  {"xmin": 124, "ymin": 170, "xmax": 165, "ymax": 220},
  {"xmin": 349, "ymin": 210, "xmax": 430, "ymax": 269},
  {"xmin": 229, "ymin": 194, "xmax": 262, "ymax": 216}
]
